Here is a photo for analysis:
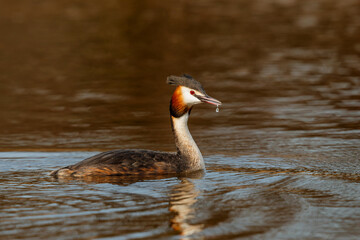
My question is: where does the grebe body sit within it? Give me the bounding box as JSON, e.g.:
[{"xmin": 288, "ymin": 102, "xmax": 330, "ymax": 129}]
[{"xmin": 51, "ymin": 75, "xmax": 221, "ymax": 178}]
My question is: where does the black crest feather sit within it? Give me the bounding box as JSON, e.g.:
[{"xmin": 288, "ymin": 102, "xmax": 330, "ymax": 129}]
[{"xmin": 166, "ymin": 74, "xmax": 206, "ymax": 94}]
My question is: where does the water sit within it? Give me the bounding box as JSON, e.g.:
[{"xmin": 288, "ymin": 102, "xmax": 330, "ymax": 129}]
[{"xmin": 1, "ymin": 0, "xmax": 360, "ymax": 239}]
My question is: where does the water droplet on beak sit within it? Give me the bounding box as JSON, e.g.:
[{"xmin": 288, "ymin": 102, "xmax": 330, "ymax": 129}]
[{"xmin": 216, "ymin": 105, "xmax": 219, "ymax": 113}]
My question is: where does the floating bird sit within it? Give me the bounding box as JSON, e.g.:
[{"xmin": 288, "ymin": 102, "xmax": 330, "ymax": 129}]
[{"xmin": 50, "ymin": 75, "xmax": 221, "ymax": 178}]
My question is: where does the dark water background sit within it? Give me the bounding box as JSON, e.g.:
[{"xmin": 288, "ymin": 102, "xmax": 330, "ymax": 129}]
[{"xmin": 1, "ymin": 0, "xmax": 360, "ymax": 239}]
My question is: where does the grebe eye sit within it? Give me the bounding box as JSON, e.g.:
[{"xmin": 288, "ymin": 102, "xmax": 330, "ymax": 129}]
[{"xmin": 190, "ymin": 90, "xmax": 195, "ymax": 95}]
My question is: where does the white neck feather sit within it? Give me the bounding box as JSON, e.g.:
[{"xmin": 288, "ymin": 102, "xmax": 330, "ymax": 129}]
[{"xmin": 171, "ymin": 113, "xmax": 205, "ymax": 171}]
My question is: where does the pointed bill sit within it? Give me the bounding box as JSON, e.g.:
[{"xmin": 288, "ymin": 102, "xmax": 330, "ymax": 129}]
[{"xmin": 195, "ymin": 94, "xmax": 222, "ymax": 106}]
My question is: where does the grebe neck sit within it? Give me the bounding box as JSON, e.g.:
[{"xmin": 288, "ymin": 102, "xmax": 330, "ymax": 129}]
[{"xmin": 171, "ymin": 112, "xmax": 205, "ymax": 171}]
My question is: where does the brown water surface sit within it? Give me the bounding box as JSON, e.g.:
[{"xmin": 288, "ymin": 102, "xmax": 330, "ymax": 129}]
[{"xmin": 1, "ymin": 0, "xmax": 360, "ymax": 239}]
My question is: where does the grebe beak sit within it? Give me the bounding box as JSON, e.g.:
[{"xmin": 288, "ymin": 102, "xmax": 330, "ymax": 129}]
[{"xmin": 195, "ymin": 94, "xmax": 222, "ymax": 106}]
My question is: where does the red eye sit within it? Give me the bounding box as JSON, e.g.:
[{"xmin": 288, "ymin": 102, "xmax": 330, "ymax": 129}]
[{"xmin": 190, "ymin": 90, "xmax": 195, "ymax": 95}]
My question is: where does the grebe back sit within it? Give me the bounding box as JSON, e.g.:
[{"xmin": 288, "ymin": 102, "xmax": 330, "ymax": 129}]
[{"xmin": 50, "ymin": 75, "xmax": 221, "ymax": 178}]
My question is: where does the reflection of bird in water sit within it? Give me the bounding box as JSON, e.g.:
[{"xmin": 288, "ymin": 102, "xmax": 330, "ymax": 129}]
[
  {"xmin": 51, "ymin": 75, "xmax": 221, "ymax": 178},
  {"xmin": 169, "ymin": 175, "xmax": 204, "ymax": 238}
]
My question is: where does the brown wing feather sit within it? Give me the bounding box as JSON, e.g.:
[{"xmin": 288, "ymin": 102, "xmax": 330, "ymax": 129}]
[{"xmin": 51, "ymin": 150, "xmax": 181, "ymax": 178}]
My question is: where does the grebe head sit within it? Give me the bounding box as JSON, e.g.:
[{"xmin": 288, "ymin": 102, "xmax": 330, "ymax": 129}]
[{"xmin": 167, "ymin": 74, "xmax": 222, "ymax": 108}]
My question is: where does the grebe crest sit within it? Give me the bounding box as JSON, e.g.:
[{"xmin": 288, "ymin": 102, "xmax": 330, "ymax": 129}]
[
  {"xmin": 51, "ymin": 74, "xmax": 222, "ymax": 179},
  {"xmin": 168, "ymin": 74, "xmax": 221, "ymax": 117}
]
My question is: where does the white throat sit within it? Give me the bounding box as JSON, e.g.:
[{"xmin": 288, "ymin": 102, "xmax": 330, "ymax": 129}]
[{"xmin": 171, "ymin": 113, "xmax": 205, "ymax": 171}]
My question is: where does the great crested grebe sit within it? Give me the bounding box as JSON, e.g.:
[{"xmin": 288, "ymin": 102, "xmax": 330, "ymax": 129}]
[{"xmin": 50, "ymin": 74, "xmax": 221, "ymax": 178}]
